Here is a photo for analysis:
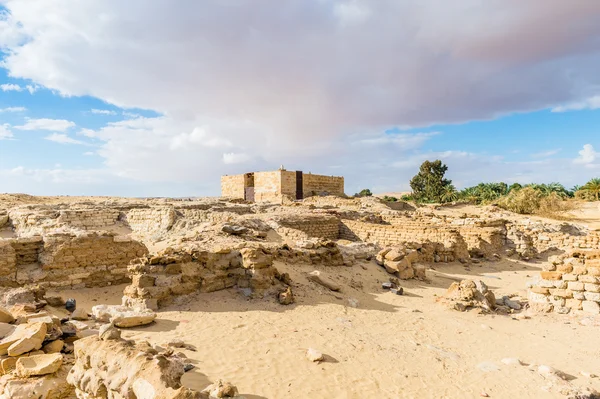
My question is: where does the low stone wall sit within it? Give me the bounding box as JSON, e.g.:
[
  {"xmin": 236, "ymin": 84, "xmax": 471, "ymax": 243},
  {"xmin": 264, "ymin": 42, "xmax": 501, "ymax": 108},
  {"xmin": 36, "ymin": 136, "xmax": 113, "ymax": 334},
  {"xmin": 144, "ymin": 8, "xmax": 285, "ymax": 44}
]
[
  {"xmin": 339, "ymin": 219, "xmax": 470, "ymax": 261},
  {"xmin": 273, "ymin": 215, "xmax": 340, "ymax": 241},
  {"xmin": 56, "ymin": 209, "xmax": 120, "ymax": 230},
  {"xmin": 528, "ymin": 250, "xmax": 600, "ymax": 314},
  {"xmin": 123, "ymin": 246, "xmax": 286, "ymax": 309},
  {"xmin": 125, "ymin": 207, "xmax": 176, "ymax": 237},
  {"xmin": 0, "ymin": 233, "xmax": 148, "ymax": 288}
]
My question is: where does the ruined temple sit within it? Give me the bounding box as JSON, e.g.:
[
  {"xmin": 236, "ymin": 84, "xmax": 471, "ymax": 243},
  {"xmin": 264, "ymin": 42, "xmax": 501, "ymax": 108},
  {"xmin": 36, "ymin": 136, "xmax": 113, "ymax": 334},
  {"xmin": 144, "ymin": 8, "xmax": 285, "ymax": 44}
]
[{"xmin": 221, "ymin": 167, "xmax": 344, "ymax": 202}]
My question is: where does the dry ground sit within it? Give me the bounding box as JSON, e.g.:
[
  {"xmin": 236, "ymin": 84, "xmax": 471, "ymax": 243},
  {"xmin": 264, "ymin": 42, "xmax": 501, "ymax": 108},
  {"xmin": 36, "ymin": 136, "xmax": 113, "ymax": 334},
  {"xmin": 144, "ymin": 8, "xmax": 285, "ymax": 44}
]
[{"xmin": 56, "ymin": 259, "xmax": 600, "ymax": 399}]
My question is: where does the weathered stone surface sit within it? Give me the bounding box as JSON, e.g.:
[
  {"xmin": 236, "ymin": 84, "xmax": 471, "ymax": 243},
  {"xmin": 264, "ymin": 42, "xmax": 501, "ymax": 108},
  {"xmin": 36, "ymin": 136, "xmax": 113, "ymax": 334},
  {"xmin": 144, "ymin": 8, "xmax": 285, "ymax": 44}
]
[
  {"xmin": 306, "ymin": 348, "xmax": 324, "ymax": 362},
  {"xmin": 15, "ymin": 353, "xmax": 62, "ymax": 377},
  {"xmin": 0, "ymin": 308, "xmax": 14, "ymax": 324},
  {"xmin": 202, "ymin": 379, "xmax": 239, "ymax": 398},
  {"xmin": 92, "ymin": 304, "xmax": 156, "ymax": 328},
  {"xmin": 307, "ymin": 271, "xmax": 340, "ymax": 292},
  {"xmin": 0, "ymin": 322, "xmax": 46, "ymax": 356},
  {"xmin": 278, "ymin": 287, "xmax": 294, "ymax": 305},
  {"xmin": 70, "ymin": 308, "xmax": 89, "ymax": 321},
  {"xmin": 582, "ymin": 300, "xmax": 600, "ymax": 314},
  {"xmin": 42, "ymin": 339, "xmax": 64, "ymax": 354}
]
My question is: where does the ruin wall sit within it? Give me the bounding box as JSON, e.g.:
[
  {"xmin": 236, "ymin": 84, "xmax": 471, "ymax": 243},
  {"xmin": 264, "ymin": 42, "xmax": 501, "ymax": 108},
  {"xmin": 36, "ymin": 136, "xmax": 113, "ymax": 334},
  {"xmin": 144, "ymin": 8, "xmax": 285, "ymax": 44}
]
[
  {"xmin": 254, "ymin": 171, "xmax": 283, "ymax": 202},
  {"xmin": 125, "ymin": 207, "xmax": 176, "ymax": 237},
  {"xmin": 274, "ymin": 215, "xmax": 340, "ymax": 241},
  {"xmin": 302, "ymin": 174, "xmax": 344, "ymax": 197}
]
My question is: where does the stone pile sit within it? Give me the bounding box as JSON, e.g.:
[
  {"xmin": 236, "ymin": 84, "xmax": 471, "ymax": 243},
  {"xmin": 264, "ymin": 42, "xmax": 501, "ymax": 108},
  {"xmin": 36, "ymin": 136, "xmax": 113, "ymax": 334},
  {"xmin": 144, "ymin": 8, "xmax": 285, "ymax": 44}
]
[
  {"xmin": 274, "ymin": 239, "xmax": 345, "ymax": 266},
  {"xmin": 528, "ymin": 250, "xmax": 600, "ymax": 314},
  {"xmin": 439, "ymin": 279, "xmax": 497, "ymax": 313},
  {"xmin": 375, "ymin": 246, "xmax": 427, "ymax": 280}
]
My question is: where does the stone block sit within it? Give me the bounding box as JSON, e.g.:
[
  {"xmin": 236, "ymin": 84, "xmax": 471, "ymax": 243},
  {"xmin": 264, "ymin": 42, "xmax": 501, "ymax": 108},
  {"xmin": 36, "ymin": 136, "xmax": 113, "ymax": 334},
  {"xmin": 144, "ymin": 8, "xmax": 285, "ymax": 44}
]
[
  {"xmin": 568, "ymin": 282, "xmax": 585, "ymax": 291},
  {"xmin": 583, "ymin": 292, "xmax": 600, "ymax": 302},
  {"xmin": 540, "ymin": 271, "xmax": 563, "ymax": 280},
  {"xmin": 582, "ymin": 300, "xmax": 600, "ymax": 314},
  {"xmin": 585, "ymin": 283, "xmax": 600, "ymax": 293}
]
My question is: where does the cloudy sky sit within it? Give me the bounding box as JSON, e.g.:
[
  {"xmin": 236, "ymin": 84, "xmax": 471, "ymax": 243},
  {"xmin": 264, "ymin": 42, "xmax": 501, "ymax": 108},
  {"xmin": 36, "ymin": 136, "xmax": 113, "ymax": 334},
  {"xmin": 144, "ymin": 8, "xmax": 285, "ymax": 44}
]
[{"xmin": 1, "ymin": 0, "xmax": 599, "ymax": 197}]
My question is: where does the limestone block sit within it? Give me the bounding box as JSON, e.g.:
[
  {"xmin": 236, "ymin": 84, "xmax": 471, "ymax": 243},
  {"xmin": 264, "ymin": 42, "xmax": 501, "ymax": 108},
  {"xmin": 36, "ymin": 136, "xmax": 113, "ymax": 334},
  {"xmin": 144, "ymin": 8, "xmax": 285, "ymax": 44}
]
[{"xmin": 16, "ymin": 353, "xmax": 63, "ymax": 377}]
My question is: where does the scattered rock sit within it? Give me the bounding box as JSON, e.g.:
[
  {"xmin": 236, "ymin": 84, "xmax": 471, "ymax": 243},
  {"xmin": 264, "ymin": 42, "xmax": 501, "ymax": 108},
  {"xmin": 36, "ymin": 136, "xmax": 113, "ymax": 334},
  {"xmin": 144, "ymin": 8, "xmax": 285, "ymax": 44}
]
[
  {"xmin": 307, "ymin": 271, "xmax": 340, "ymax": 292},
  {"xmin": 306, "ymin": 348, "xmax": 324, "ymax": 362},
  {"xmin": 0, "ymin": 322, "xmax": 47, "ymax": 356},
  {"xmin": 202, "ymin": 379, "xmax": 239, "ymax": 398},
  {"xmin": 45, "ymin": 296, "xmax": 65, "ymax": 307},
  {"xmin": 166, "ymin": 339, "xmax": 185, "ymax": 348},
  {"xmin": 347, "ymin": 298, "xmax": 359, "ymax": 308},
  {"xmin": 580, "ymin": 371, "xmax": 598, "ymax": 379},
  {"xmin": 70, "ymin": 308, "xmax": 89, "ymax": 321},
  {"xmin": 91, "ymin": 305, "xmax": 156, "ymax": 328},
  {"xmin": 221, "ymin": 224, "xmax": 248, "ymax": 236},
  {"xmin": 42, "ymin": 339, "xmax": 64, "ymax": 354},
  {"xmin": 501, "ymin": 358, "xmax": 522, "ymax": 366},
  {"xmin": 277, "ymin": 287, "xmax": 294, "ymax": 305},
  {"xmin": 98, "ymin": 323, "xmax": 121, "ymax": 341},
  {"xmin": 382, "ymin": 282, "xmax": 394, "ymax": 289},
  {"xmin": 390, "ymin": 287, "xmax": 404, "ymax": 295},
  {"xmin": 184, "ymin": 363, "xmax": 195, "ymax": 372},
  {"xmin": 502, "ymin": 296, "xmax": 522, "ymax": 310},
  {"xmin": 15, "ymin": 353, "xmax": 63, "ymax": 377},
  {"xmin": 440, "ymin": 279, "xmax": 496, "ymax": 313}
]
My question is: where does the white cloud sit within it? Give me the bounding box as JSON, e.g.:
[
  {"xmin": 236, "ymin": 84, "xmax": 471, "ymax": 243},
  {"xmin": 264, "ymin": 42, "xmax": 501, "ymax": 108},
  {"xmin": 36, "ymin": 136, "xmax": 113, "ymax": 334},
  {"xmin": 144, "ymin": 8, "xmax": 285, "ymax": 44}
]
[
  {"xmin": 0, "ymin": 106, "xmax": 26, "ymax": 112},
  {"xmin": 0, "ymin": 124, "xmax": 13, "ymax": 140},
  {"xmin": 532, "ymin": 148, "xmax": 561, "ymax": 158},
  {"xmin": 223, "ymin": 152, "xmax": 251, "ymax": 165},
  {"xmin": 83, "ymin": 151, "xmax": 95, "ymax": 156},
  {"xmin": 91, "ymin": 108, "xmax": 117, "ymax": 115},
  {"xmin": 0, "ymin": 83, "xmax": 22, "ymax": 91},
  {"xmin": 0, "ymin": 1, "xmax": 600, "ymax": 195},
  {"xmin": 574, "ymin": 144, "xmax": 598, "ymax": 165},
  {"xmin": 552, "ymin": 96, "xmax": 600, "ymax": 112},
  {"xmin": 25, "ymin": 84, "xmax": 38, "ymax": 94},
  {"xmin": 15, "ymin": 118, "xmax": 76, "ymax": 132},
  {"xmin": 44, "ymin": 133, "xmax": 85, "ymax": 145}
]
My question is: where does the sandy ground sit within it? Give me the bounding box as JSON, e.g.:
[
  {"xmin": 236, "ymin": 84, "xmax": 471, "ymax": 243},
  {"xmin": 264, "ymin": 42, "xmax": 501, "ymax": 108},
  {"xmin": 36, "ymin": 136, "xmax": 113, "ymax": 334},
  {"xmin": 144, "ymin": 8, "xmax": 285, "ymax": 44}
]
[{"xmin": 55, "ymin": 259, "xmax": 600, "ymax": 399}]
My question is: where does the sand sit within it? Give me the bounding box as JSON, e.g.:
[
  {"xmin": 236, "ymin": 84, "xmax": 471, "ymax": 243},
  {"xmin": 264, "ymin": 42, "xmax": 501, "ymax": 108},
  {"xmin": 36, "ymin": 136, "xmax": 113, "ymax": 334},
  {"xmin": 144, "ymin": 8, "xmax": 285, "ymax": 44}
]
[{"xmin": 56, "ymin": 258, "xmax": 600, "ymax": 399}]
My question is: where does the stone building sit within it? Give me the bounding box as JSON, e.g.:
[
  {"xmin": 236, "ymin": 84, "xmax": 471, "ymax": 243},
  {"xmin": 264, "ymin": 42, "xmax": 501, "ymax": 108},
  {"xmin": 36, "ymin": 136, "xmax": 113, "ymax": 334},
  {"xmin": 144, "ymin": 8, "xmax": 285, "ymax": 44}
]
[{"xmin": 221, "ymin": 167, "xmax": 344, "ymax": 202}]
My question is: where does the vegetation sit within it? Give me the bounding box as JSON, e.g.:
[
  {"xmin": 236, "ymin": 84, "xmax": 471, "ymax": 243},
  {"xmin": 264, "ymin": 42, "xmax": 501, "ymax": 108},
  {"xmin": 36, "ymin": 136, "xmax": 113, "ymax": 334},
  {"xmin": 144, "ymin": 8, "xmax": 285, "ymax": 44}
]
[
  {"xmin": 382, "ymin": 195, "xmax": 398, "ymax": 202},
  {"xmin": 402, "ymin": 160, "xmax": 600, "ymax": 217},
  {"xmin": 354, "ymin": 189, "xmax": 373, "ymax": 197},
  {"xmin": 409, "ymin": 160, "xmax": 453, "ymax": 203}
]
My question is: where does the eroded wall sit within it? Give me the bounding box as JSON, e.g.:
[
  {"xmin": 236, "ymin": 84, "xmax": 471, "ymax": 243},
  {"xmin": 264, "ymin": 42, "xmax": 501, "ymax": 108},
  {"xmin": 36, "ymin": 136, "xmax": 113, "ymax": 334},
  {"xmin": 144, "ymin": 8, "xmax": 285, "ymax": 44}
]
[
  {"xmin": 221, "ymin": 174, "xmax": 246, "ymax": 199},
  {"xmin": 303, "ymin": 173, "xmax": 344, "ymax": 197}
]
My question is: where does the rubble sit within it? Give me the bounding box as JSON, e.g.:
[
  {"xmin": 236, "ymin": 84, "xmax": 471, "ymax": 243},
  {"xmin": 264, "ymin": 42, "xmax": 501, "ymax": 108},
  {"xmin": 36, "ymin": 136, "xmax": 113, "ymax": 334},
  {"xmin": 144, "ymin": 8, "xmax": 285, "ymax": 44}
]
[
  {"xmin": 440, "ymin": 280, "xmax": 497, "ymax": 313},
  {"xmin": 91, "ymin": 304, "xmax": 157, "ymax": 327}
]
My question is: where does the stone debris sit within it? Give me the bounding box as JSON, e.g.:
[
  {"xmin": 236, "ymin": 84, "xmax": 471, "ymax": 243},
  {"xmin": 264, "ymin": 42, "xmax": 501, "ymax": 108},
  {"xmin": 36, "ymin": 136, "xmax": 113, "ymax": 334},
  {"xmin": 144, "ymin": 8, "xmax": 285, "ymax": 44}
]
[
  {"xmin": 202, "ymin": 379, "xmax": 240, "ymax": 398},
  {"xmin": 0, "ymin": 322, "xmax": 47, "ymax": 356},
  {"xmin": 307, "ymin": 270, "xmax": 340, "ymax": 292},
  {"xmin": 440, "ymin": 280, "xmax": 496, "ymax": 313},
  {"xmin": 0, "ymin": 308, "xmax": 14, "ymax": 324},
  {"xmin": 15, "ymin": 353, "xmax": 63, "ymax": 377},
  {"xmin": 306, "ymin": 348, "xmax": 324, "ymax": 362},
  {"xmin": 277, "ymin": 287, "xmax": 294, "ymax": 305},
  {"xmin": 70, "ymin": 308, "xmax": 89, "ymax": 321},
  {"xmin": 91, "ymin": 304, "xmax": 156, "ymax": 327},
  {"xmin": 222, "ymin": 224, "xmax": 249, "ymax": 236},
  {"xmin": 375, "ymin": 247, "xmax": 427, "ymax": 280}
]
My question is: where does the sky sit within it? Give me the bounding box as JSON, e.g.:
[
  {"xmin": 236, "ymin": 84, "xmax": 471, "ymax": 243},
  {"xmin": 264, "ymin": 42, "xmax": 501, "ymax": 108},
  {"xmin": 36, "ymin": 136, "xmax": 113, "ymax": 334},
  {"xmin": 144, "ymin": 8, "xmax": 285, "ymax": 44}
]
[{"xmin": 0, "ymin": 0, "xmax": 599, "ymax": 197}]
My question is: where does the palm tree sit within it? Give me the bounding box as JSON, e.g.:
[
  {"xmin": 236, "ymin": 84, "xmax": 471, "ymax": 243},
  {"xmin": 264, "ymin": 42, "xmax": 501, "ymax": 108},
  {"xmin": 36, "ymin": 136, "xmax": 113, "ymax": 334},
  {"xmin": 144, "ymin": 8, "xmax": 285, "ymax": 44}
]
[
  {"xmin": 441, "ymin": 185, "xmax": 459, "ymax": 203},
  {"xmin": 583, "ymin": 178, "xmax": 600, "ymax": 201}
]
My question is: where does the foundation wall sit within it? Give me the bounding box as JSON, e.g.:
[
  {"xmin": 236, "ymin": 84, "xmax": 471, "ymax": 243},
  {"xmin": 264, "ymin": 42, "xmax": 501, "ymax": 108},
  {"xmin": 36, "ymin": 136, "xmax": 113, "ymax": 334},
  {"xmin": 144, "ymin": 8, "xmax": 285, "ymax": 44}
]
[
  {"xmin": 125, "ymin": 207, "xmax": 176, "ymax": 236},
  {"xmin": 275, "ymin": 216, "xmax": 340, "ymax": 241}
]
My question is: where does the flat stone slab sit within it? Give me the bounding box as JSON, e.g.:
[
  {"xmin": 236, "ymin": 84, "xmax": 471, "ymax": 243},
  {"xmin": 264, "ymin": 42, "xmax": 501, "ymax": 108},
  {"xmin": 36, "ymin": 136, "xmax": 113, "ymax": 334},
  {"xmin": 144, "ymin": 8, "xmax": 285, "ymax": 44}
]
[
  {"xmin": 16, "ymin": 353, "xmax": 63, "ymax": 377},
  {"xmin": 92, "ymin": 305, "xmax": 156, "ymax": 328}
]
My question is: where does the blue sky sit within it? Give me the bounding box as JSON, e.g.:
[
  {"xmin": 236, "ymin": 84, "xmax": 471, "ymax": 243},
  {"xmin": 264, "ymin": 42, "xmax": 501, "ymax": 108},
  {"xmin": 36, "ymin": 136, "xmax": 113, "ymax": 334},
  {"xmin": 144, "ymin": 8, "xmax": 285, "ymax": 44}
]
[{"xmin": 1, "ymin": 1, "xmax": 599, "ymax": 196}]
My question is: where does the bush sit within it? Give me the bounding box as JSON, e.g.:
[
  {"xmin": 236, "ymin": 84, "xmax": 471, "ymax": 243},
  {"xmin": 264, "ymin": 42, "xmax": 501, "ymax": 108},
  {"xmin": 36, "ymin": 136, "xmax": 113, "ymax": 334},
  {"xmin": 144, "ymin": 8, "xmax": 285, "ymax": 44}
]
[
  {"xmin": 382, "ymin": 195, "xmax": 398, "ymax": 202},
  {"xmin": 496, "ymin": 187, "xmax": 571, "ymax": 216},
  {"xmin": 354, "ymin": 189, "xmax": 373, "ymax": 197},
  {"xmin": 400, "ymin": 194, "xmax": 415, "ymax": 202}
]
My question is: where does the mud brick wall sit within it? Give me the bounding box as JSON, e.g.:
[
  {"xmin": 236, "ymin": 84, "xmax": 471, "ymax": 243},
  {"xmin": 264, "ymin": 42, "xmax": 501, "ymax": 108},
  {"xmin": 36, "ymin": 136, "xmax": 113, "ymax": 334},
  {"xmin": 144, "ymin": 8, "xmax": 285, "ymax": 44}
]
[
  {"xmin": 528, "ymin": 251, "xmax": 600, "ymax": 314},
  {"xmin": 221, "ymin": 174, "xmax": 246, "ymax": 199},
  {"xmin": 274, "ymin": 216, "xmax": 340, "ymax": 240},
  {"xmin": 302, "ymin": 173, "xmax": 344, "ymax": 197},
  {"xmin": 56, "ymin": 209, "xmax": 120, "ymax": 230},
  {"xmin": 125, "ymin": 207, "xmax": 176, "ymax": 236},
  {"xmin": 339, "ymin": 219, "xmax": 470, "ymax": 261}
]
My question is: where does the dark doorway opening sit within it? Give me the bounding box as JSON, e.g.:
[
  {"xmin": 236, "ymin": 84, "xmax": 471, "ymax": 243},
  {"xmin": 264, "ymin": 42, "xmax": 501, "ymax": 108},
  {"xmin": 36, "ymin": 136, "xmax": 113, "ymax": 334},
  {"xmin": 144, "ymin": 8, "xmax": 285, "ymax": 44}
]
[
  {"xmin": 296, "ymin": 171, "xmax": 303, "ymax": 200},
  {"xmin": 244, "ymin": 172, "xmax": 255, "ymax": 202}
]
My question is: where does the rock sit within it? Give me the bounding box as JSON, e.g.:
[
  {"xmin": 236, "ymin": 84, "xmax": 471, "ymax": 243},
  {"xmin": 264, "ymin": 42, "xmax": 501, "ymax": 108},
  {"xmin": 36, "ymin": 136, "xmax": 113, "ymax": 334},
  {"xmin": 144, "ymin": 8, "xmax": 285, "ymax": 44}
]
[
  {"xmin": 442, "ymin": 279, "xmax": 496, "ymax": 312},
  {"xmin": 0, "ymin": 308, "xmax": 14, "ymax": 324},
  {"xmin": 91, "ymin": 305, "xmax": 156, "ymax": 328},
  {"xmin": 64, "ymin": 320, "xmax": 88, "ymax": 332},
  {"xmin": 45, "ymin": 296, "xmax": 65, "ymax": 307},
  {"xmin": 503, "ymin": 296, "xmax": 522, "ymax": 310},
  {"xmin": 582, "ymin": 300, "xmax": 600, "ymax": 314},
  {"xmin": 0, "ymin": 322, "xmax": 47, "ymax": 356},
  {"xmin": 70, "ymin": 308, "xmax": 89, "ymax": 321},
  {"xmin": 390, "ymin": 287, "xmax": 404, "ymax": 295},
  {"xmin": 347, "ymin": 298, "xmax": 359, "ymax": 308},
  {"xmin": 42, "ymin": 340, "xmax": 64, "ymax": 354},
  {"xmin": 306, "ymin": 348, "xmax": 324, "ymax": 362},
  {"xmin": 221, "ymin": 224, "xmax": 248, "ymax": 236},
  {"xmin": 581, "ymin": 371, "xmax": 598, "ymax": 379},
  {"xmin": 2, "ymin": 288, "xmax": 36, "ymax": 307},
  {"xmin": 65, "ymin": 299, "xmax": 76, "ymax": 313},
  {"xmin": 202, "ymin": 379, "xmax": 239, "ymax": 398},
  {"xmin": 277, "ymin": 287, "xmax": 294, "ymax": 305},
  {"xmin": 538, "ymin": 365, "xmax": 566, "ymax": 379},
  {"xmin": 98, "ymin": 323, "xmax": 121, "ymax": 341},
  {"xmin": 183, "ymin": 363, "xmax": 195, "ymax": 372},
  {"xmin": 382, "ymin": 282, "xmax": 394, "ymax": 289},
  {"xmin": 77, "ymin": 329, "xmax": 99, "ymax": 339},
  {"xmin": 0, "ymin": 323, "xmax": 15, "ymax": 340},
  {"xmin": 0, "ymin": 356, "xmax": 17, "ymax": 374},
  {"xmin": 15, "ymin": 353, "xmax": 63, "ymax": 377},
  {"xmin": 166, "ymin": 339, "xmax": 186, "ymax": 348},
  {"xmin": 306, "ymin": 271, "xmax": 340, "ymax": 292}
]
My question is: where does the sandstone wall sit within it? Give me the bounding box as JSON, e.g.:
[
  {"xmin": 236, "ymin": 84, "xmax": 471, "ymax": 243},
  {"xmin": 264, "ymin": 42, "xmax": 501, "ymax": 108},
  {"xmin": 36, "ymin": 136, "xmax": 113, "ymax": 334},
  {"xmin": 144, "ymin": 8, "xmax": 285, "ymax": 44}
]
[
  {"xmin": 302, "ymin": 173, "xmax": 344, "ymax": 197},
  {"xmin": 254, "ymin": 171, "xmax": 283, "ymax": 202},
  {"xmin": 339, "ymin": 219, "xmax": 470, "ymax": 261},
  {"xmin": 125, "ymin": 207, "xmax": 176, "ymax": 237},
  {"xmin": 280, "ymin": 170, "xmax": 297, "ymax": 199},
  {"xmin": 221, "ymin": 174, "xmax": 246, "ymax": 199},
  {"xmin": 0, "ymin": 234, "xmax": 148, "ymax": 288},
  {"xmin": 123, "ymin": 247, "xmax": 285, "ymax": 309},
  {"xmin": 529, "ymin": 251, "xmax": 600, "ymax": 314},
  {"xmin": 274, "ymin": 215, "xmax": 340, "ymax": 241},
  {"xmin": 56, "ymin": 209, "xmax": 120, "ymax": 230}
]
